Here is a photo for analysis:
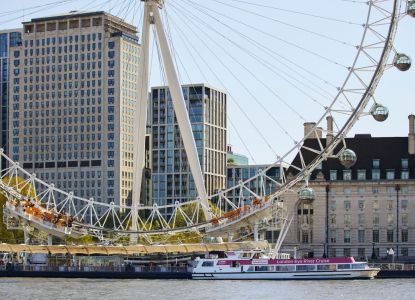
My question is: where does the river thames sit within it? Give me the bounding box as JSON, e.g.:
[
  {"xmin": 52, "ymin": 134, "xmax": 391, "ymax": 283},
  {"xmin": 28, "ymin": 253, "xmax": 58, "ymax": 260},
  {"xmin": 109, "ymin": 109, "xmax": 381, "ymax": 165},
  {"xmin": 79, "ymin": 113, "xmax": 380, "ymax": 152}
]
[{"xmin": 1, "ymin": 278, "xmax": 414, "ymax": 299}]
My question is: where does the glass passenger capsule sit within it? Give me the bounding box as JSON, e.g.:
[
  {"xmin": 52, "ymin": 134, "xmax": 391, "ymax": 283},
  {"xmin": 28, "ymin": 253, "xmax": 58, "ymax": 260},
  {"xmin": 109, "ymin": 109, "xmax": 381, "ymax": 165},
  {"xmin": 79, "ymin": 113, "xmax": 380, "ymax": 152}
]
[
  {"xmin": 408, "ymin": 0, "xmax": 415, "ymax": 17},
  {"xmin": 370, "ymin": 103, "xmax": 389, "ymax": 122},
  {"xmin": 298, "ymin": 187, "xmax": 315, "ymax": 203},
  {"xmin": 394, "ymin": 53, "xmax": 412, "ymax": 71},
  {"xmin": 339, "ymin": 148, "xmax": 357, "ymax": 169}
]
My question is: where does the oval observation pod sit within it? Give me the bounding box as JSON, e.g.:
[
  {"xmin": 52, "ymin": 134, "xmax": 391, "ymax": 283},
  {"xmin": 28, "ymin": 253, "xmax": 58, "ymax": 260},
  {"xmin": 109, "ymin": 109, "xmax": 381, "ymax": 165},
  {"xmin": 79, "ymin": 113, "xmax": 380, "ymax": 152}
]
[
  {"xmin": 339, "ymin": 148, "xmax": 357, "ymax": 169},
  {"xmin": 408, "ymin": 0, "xmax": 415, "ymax": 17},
  {"xmin": 298, "ymin": 187, "xmax": 315, "ymax": 203},
  {"xmin": 394, "ymin": 53, "xmax": 412, "ymax": 71},
  {"xmin": 370, "ymin": 103, "xmax": 389, "ymax": 122}
]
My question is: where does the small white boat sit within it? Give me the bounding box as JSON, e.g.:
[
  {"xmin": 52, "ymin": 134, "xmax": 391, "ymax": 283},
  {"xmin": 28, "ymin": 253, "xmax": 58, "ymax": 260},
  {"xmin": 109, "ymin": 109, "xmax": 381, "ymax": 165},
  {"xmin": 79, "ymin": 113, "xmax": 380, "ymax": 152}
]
[{"xmin": 191, "ymin": 250, "xmax": 379, "ymax": 280}]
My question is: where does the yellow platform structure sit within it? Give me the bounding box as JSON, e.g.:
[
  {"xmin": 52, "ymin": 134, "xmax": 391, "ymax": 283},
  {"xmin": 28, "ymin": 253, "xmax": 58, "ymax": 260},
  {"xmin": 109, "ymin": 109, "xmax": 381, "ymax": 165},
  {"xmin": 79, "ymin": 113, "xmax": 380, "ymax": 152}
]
[{"xmin": 0, "ymin": 241, "xmax": 268, "ymax": 256}]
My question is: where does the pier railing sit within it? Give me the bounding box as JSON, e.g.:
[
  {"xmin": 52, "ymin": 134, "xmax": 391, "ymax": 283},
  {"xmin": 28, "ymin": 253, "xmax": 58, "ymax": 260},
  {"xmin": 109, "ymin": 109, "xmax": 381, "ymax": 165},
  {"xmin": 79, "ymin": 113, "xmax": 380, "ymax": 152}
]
[{"xmin": 0, "ymin": 263, "xmax": 190, "ymax": 273}]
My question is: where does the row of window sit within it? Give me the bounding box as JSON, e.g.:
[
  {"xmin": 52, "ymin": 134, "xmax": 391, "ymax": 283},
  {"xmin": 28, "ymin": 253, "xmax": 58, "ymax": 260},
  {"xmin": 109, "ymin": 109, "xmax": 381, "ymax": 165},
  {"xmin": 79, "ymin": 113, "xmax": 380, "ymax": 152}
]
[
  {"xmin": 330, "ymin": 229, "xmax": 409, "ymax": 243},
  {"xmin": 24, "ymin": 34, "xmax": 103, "ymax": 48},
  {"xmin": 329, "ymin": 169, "xmax": 410, "ymax": 181},
  {"xmin": 330, "ymin": 199, "xmax": 410, "ymax": 211},
  {"xmin": 330, "ymin": 213, "xmax": 408, "ymax": 226}
]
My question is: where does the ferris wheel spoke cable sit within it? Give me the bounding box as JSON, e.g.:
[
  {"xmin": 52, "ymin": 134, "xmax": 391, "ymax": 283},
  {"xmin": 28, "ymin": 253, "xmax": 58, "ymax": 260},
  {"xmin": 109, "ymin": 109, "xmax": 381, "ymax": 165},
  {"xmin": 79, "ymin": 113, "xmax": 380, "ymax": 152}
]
[
  {"xmin": 0, "ymin": 0, "xmax": 85, "ymax": 26},
  {"xmin": 216, "ymin": 0, "xmax": 365, "ymax": 26},
  {"xmin": 0, "ymin": 0, "xmax": 76, "ymax": 17},
  {"xmin": 162, "ymin": 11, "xmax": 258, "ymax": 164},
  {"xmin": 181, "ymin": 0, "xmax": 334, "ymax": 110},
  {"xmin": 173, "ymin": 1, "xmax": 308, "ymax": 123},
  {"xmin": 180, "ymin": 1, "xmax": 349, "ymax": 70},
  {"xmin": 204, "ymin": 0, "xmax": 357, "ymax": 48},
  {"xmin": 180, "ymin": 1, "xmax": 345, "ymax": 89},
  {"xmin": 181, "ymin": 0, "xmax": 342, "ymax": 100},
  {"xmin": 169, "ymin": 3, "xmax": 295, "ymax": 154},
  {"xmin": 165, "ymin": 8, "xmax": 278, "ymax": 160}
]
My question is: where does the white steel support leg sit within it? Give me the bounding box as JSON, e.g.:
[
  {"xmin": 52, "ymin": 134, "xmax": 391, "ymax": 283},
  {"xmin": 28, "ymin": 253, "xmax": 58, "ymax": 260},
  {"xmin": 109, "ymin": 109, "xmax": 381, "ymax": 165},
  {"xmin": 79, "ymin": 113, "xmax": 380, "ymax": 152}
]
[
  {"xmin": 131, "ymin": 3, "xmax": 151, "ymax": 243},
  {"xmin": 152, "ymin": 6, "xmax": 211, "ymax": 220}
]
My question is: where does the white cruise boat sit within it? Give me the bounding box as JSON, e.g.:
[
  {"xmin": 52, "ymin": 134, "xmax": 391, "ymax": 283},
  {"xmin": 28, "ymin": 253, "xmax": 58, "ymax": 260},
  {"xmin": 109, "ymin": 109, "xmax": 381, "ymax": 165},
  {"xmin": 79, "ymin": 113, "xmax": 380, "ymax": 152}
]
[{"xmin": 191, "ymin": 250, "xmax": 380, "ymax": 280}]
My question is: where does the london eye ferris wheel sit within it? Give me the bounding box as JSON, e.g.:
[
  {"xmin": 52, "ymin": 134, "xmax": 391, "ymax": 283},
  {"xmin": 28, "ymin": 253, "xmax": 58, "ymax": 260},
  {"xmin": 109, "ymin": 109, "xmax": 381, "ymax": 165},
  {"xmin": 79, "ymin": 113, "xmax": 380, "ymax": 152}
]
[{"xmin": 0, "ymin": 0, "xmax": 414, "ymax": 244}]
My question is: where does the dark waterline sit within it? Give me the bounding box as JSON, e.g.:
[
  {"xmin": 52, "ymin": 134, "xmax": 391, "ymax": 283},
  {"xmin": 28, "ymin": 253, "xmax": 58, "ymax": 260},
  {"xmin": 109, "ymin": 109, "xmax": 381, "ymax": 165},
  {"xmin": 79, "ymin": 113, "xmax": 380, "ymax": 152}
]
[{"xmin": 1, "ymin": 278, "xmax": 415, "ymax": 300}]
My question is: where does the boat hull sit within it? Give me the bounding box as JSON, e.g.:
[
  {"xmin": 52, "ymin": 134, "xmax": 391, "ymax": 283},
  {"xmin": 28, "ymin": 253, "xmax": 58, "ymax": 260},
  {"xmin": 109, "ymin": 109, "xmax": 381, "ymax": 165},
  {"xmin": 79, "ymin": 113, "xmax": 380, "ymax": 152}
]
[{"xmin": 192, "ymin": 269, "xmax": 379, "ymax": 280}]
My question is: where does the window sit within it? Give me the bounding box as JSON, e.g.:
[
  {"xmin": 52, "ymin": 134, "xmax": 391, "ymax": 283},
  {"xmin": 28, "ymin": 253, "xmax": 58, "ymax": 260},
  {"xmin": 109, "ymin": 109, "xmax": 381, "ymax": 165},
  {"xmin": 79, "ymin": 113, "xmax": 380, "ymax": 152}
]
[
  {"xmin": 401, "ymin": 171, "xmax": 409, "ymax": 180},
  {"xmin": 330, "ymin": 200, "xmax": 336, "ymax": 211},
  {"xmin": 358, "ymin": 213, "xmax": 365, "ymax": 225},
  {"xmin": 401, "ymin": 158, "xmax": 409, "ymax": 169},
  {"xmin": 330, "ymin": 214, "xmax": 336, "ymax": 225},
  {"xmin": 387, "ymin": 213, "xmax": 394, "ymax": 226},
  {"xmin": 344, "ymin": 200, "xmax": 351, "ymax": 210},
  {"xmin": 330, "ymin": 170, "xmax": 337, "ymax": 181},
  {"xmin": 358, "ymin": 248, "xmax": 365, "ymax": 257},
  {"xmin": 387, "ymin": 230, "xmax": 394, "ymax": 243},
  {"xmin": 372, "ymin": 169, "xmax": 380, "ymax": 180},
  {"xmin": 401, "ymin": 248, "xmax": 408, "ymax": 257},
  {"xmin": 373, "ymin": 230, "xmax": 379, "ymax": 243},
  {"xmin": 343, "ymin": 170, "xmax": 352, "ymax": 181},
  {"xmin": 201, "ymin": 261, "xmax": 214, "ymax": 267},
  {"xmin": 373, "ymin": 214, "xmax": 379, "ymax": 225},
  {"xmin": 343, "ymin": 248, "xmax": 351, "ymax": 257},
  {"xmin": 402, "ymin": 230, "xmax": 408, "ymax": 243},
  {"xmin": 386, "ymin": 170, "xmax": 395, "ymax": 180},
  {"xmin": 358, "ymin": 230, "xmax": 365, "ymax": 243},
  {"xmin": 344, "ymin": 214, "xmax": 351, "ymax": 226},
  {"xmin": 330, "ymin": 229, "xmax": 337, "ymax": 243},
  {"xmin": 373, "ymin": 199, "xmax": 379, "ymax": 210},
  {"xmin": 344, "ymin": 230, "xmax": 351, "ymax": 243},
  {"xmin": 358, "ymin": 187, "xmax": 365, "ymax": 196},
  {"xmin": 357, "ymin": 170, "xmax": 366, "ymax": 180},
  {"xmin": 372, "ymin": 159, "xmax": 380, "ymax": 168},
  {"xmin": 387, "ymin": 200, "xmax": 393, "ymax": 210},
  {"xmin": 358, "ymin": 200, "xmax": 365, "ymax": 209},
  {"xmin": 401, "ymin": 199, "xmax": 408, "ymax": 209}
]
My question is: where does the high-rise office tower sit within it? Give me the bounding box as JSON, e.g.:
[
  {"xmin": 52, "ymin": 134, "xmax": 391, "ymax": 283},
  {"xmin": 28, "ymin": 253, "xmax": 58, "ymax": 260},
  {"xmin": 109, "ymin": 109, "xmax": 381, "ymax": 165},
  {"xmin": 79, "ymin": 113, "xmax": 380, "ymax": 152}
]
[
  {"xmin": 8, "ymin": 11, "xmax": 140, "ymax": 212},
  {"xmin": 0, "ymin": 29, "xmax": 22, "ymax": 168},
  {"xmin": 151, "ymin": 84, "xmax": 227, "ymax": 214}
]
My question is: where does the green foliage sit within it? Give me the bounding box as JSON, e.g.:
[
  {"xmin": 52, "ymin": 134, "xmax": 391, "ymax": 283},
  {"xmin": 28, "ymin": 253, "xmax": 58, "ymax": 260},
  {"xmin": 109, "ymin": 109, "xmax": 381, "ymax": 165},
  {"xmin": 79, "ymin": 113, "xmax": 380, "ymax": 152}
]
[
  {"xmin": 0, "ymin": 193, "xmax": 24, "ymax": 244},
  {"xmin": 65, "ymin": 235, "xmax": 99, "ymax": 245}
]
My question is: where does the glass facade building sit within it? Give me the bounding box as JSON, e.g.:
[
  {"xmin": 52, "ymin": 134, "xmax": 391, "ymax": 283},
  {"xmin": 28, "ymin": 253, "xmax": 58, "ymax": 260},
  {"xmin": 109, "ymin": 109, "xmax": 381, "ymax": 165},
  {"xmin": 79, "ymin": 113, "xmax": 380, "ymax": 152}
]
[
  {"xmin": 0, "ymin": 29, "xmax": 22, "ymax": 168},
  {"xmin": 8, "ymin": 12, "xmax": 140, "ymax": 213},
  {"xmin": 151, "ymin": 84, "xmax": 227, "ymax": 215},
  {"xmin": 226, "ymin": 164, "xmax": 282, "ymax": 205}
]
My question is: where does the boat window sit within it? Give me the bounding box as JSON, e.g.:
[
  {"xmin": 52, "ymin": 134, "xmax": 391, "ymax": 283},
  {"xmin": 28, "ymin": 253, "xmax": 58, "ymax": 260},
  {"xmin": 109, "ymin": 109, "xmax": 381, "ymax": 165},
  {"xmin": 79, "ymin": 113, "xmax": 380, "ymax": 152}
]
[
  {"xmin": 337, "ymin": 264, "xmax": 351, "ymax": 270},
  {"xmin": 317, "ymin": 265, "xmax": 330, "ymax": 271},
  {"xmin": 247, "ymin": 266, "xmax": 254, "ymax": 272},
  {"xmin": 276, "ymin": 265, "xmax": 295, "ymax": 272},
  {"xmin": 201, "ymin": 261, "xmax": 214, "ymax": 267},
  {"xmin": 296, "ymin": 265, "xmax": 316, "ymax": 271},
  {"xmin": 255, "ymin": 266, "xmax": 268, "ymax": 272},
  {"xmin": 231, "ymin": 261, "xmax": 241, "ymax": 268},
  {"xmin": 352, "ymin": 263, "xmax": 366, "ymax": 270}
]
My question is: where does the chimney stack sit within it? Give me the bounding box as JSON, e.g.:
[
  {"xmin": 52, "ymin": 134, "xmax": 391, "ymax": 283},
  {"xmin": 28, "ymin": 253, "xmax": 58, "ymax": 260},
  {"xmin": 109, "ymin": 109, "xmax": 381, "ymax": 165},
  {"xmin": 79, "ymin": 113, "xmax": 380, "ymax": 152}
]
[
  {"xmin": 304, "ymin": 122, "xmax": 318, "ymax": 139},
  {"xmin": 409, "ymin": 114, "xmax": 415, "ymax": 155},
  {"xmin": 326, "ymin": 116, "xmax": 334, "ymax": 145}
]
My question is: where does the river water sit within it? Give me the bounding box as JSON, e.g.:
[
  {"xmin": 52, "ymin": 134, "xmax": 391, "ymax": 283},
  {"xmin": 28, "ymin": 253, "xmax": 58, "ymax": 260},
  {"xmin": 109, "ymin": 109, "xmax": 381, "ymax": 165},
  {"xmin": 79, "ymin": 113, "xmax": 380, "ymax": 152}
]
[{"xmin": 1, "ymin": 278, "xmax": 414, "ymax": 300}]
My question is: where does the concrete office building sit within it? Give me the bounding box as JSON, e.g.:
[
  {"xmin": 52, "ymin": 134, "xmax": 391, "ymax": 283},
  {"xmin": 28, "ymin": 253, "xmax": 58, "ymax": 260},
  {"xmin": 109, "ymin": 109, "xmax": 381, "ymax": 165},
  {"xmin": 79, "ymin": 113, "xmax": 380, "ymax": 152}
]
[
  {"xmin": 8, "ymin": 11, "xmax": 140, "ymax": 212},
  {"xmin": 151, "ymin": 84, "xmax": 227, "ymax": 214},
  {"xmin": 0, "ymin": 29, "xmax": 22, "ymax": 168},
  {"xmin": 277, "ymin": 116, "xmax": 415, "ymax": 261}
]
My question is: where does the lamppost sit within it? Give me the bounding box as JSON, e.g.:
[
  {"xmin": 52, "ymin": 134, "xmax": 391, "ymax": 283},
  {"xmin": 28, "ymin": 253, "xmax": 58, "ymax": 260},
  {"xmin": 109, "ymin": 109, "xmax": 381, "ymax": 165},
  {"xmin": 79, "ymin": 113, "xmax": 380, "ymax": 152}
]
[
  {"xmin": 371, "ymin": 242, "xmax": 377, "ymax": 260},
  {"xmin": 323, "ymin": 185, "xmax": 329, "ymax": 258},
  {"xmin": 395, "ymin": 184, "xmax": 400, "ymax": 261}
]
